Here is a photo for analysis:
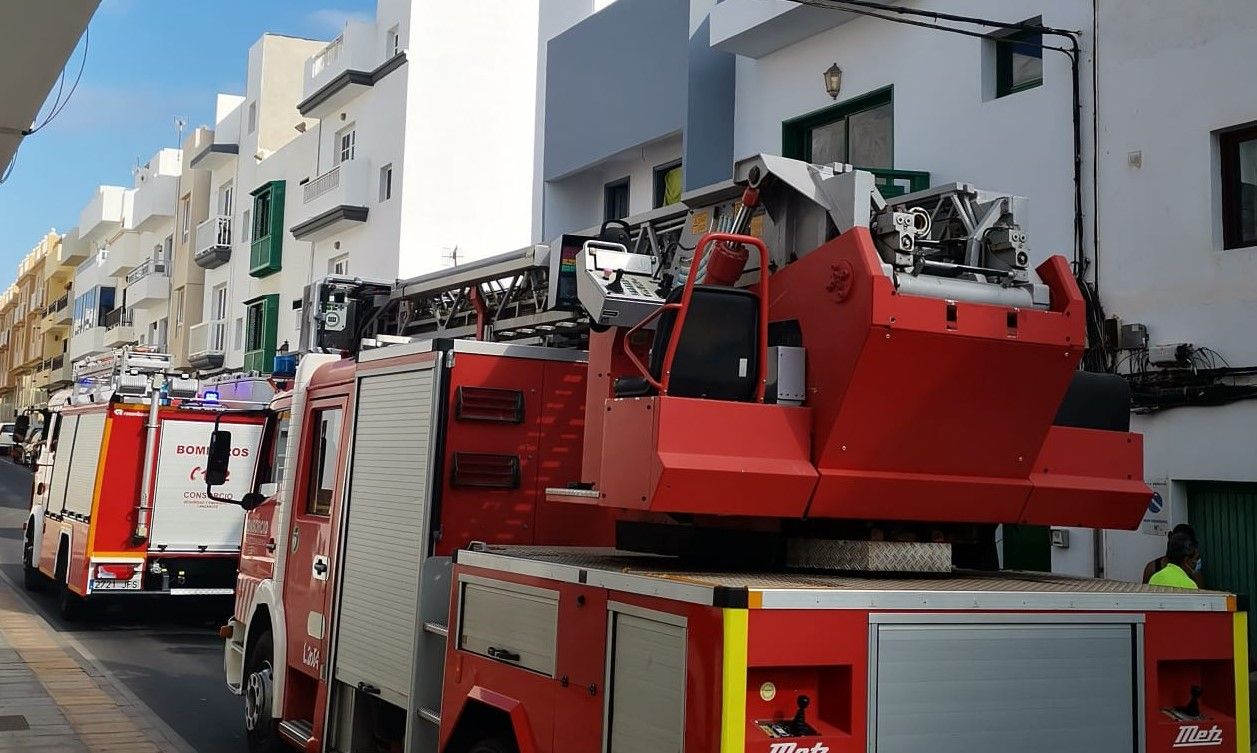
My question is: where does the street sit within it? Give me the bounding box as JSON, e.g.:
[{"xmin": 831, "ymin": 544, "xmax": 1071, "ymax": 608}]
[{"xmin": 0, "ymin": 458, "xmax": 242, "ymax": 753}]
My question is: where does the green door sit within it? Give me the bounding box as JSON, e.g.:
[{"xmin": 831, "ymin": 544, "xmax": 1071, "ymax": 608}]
[{"xmin": 1188, "ymin": 482, "xmax": 1257, "ymax": 647}]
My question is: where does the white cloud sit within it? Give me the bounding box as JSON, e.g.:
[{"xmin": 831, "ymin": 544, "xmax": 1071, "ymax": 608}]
[{"xmin": 306, "ymin": 9, "xmax": 373, "ymax": 34}]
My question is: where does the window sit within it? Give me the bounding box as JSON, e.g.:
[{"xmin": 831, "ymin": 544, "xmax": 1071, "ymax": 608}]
[
  {"xmin": 249, "ymin": 181, "xmax": 285, "ymax": 277},
  {"xmin": 386, "ymin": 25, "xmax": 400, "ymax": 57},
  {"xmin": 653, "ymin": 160, "xmax": 683, "ymax": 208},
  {"xmin": 335, "ymin": 125, "xmax": 357, "ymax": 165},
  {"xmin": 219, "ymin": 182, "xmax": 234, "ymax": 217},
  {"xmin": 304, "ymin": 407, "xmax": 342, "ymax": 516},
  {"xmin": 1221, "ymin": 124, "xmax": 1257, "ymax": 250},
  {"xmin": 994, "ymin": 26, "xmax": 1043, "ymax": 98},
  {"xmin": 604, "ymin": 177, "xmax": 629, "ymax": 222},
  {"xmin": 242, "ymin": 208, "xmax": 252, "ymax": 242},
  {"xmin": 174, "ymin": 287, "xmax": 185, "ymax": 330},
  {"xmin": 329, "ymin": 254, "xmax": 349, "ymax": 275},
  {"xmin": 179, "ymin": 195, "xmax": 191, "ymax": 243},
  {"xmin": 243, "ymin": 294, "xmax": 279, "ymax": 373},
  {"xmin": 783, "ymin": 88, "xmax": 893, "ymax": 169},
  {"xmin": 247, "ymin": 102, "xmax": 257, "ymax": 134},
  {"xmin": 233, "ymin": 316, "xmax": 244, "ymax": 351},
  {"xmin": 379, "ymin": 163, "xmax": 393, "ymax": 202},
  {"xmin": 265, "ymin": 410, "xmax": 292, "ymax": 486},
  {"xmin": 213, "ymin": 284, "xmax": 229, "ymax": 321}
]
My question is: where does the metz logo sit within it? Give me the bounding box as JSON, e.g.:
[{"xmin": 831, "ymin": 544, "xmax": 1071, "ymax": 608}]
[
  {"xmin": 1174, "ymin": 724, "xmax": 1224, "ymax": 748},
  {"xmin": 769, "ymin": 744, "xmax": 828, "ymax": 753}
]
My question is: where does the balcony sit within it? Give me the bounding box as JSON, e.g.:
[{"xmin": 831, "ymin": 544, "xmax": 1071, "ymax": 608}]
[
  {"xmin": 68, "ymin": 326, "xmax": 107, "ymax": 361},
  {"xmin": 194, "ymin": 215, "xmax": 233, "ymax": 269},
  {"xmin": 43, "ymin": 293, "xmax": 71, "ymax": 327},
  {"xmin": 78, "ymin": 186, "xmax": 126, "ymax": 242},
  {"xmin": 125, "ymin": 258, "xmax": 171, "ymax": 307},
  {"xmin": 131, "ymin": 172, "xmax": 179, "ymax": 232},
  {"xmin": 44, "ymin": 354, "xmax": 70, "ymax": 389},
  {"xmin": 187, "ymin": 320, "xmax": 226, "ymax": 370},
  {"xmin": 299, "ymin": 21, "xmax": 395, "ymax": 119},
  {"xmin": 710, "ymin": 0, "xmax": 875, "ymax": 58},
  {"xmin": 102, "ymin": 307, "xmax": 135, "ymax": 348},
  {"xmin": 59, "ymin": 228, "xmax": 88, "ymax": 264},
  {"xmin": 188, "ymin": 126, "xmax": 239, "ymax": 172},
  {"xmin": 290, "ymin": 160, "xmax": 370, "ymax": 242},
  {"xmin": 101, "ymin": 232, "xmax": 141, "ymax": 278}
]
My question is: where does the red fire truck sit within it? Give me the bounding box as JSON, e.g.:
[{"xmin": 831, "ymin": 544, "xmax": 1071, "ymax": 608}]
[
  {"xmin": 215, "ymin": 155, "xmax": 1249, "ymax": 753},
  {"xmin": 22, "ymin": 347, "xmax": 270, "ymax": 618}
]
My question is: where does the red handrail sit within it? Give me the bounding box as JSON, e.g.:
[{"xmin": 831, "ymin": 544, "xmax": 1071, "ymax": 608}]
[{"xmin": 620, "ymin": 232, "xmax": 770, "ymax": 402}]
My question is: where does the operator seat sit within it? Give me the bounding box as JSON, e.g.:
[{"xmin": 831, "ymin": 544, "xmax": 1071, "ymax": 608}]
[{"xmin": 613, "ymin": 285, "xmax": 760, "ymax": 401}]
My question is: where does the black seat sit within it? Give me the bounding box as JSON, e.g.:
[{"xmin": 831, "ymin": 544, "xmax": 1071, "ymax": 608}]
[{"xmin": 614, "ymin": 285, "xmax": 759, "ymax": 401}]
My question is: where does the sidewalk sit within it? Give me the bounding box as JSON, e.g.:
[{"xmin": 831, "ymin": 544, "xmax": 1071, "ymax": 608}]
[{"xmin": 0, "ymin": 581, "xmax": 187, "ymax": 752}]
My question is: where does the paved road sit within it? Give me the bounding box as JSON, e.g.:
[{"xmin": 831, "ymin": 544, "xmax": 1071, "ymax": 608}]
[{"xmin": 0, "ymin": 457, "xmax": 245, "ymax": 753}]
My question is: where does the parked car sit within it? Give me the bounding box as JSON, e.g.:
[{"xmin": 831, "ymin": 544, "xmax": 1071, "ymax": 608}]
[
  {"xmin": 0, "ymin": 423, "xmax": 15, "ymax": 457},
  {"xmin": 16, "ymin": 427, "xmax": 43, "ymax": 466}
]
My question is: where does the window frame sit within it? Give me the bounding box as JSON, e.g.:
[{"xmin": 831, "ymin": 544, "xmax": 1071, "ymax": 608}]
[
  {"xmin": 329, "ymin": 254, "xmax": 349, "ymax": 276},
  {"xmin": 1220, "ymin": 123, "xmax": 1257, "ymax": 250},
  {"xmin": 653, "ymin": 160, "xmax": 683, "ymax": 209},
  {"xmin": 994, "ymin": 26, "xmax": 1044, "ymax": 98},
  {"xmin": 335, "ymin": 124, "xmax": 357, "ymax": 166},
  {"xmin": 379, "ymin": 163, "xmax": 393, "ymax": 202},
  {"xmin": 303, "ymin": 406, "xmax": 343, "ymax": 517},
  {"xmin": 782, "ymin": 86, "xmax": 894, "ymax": 168},
  {"xmin": 603, "ymin": 176, "xmax": 630, "ymax": 222}
]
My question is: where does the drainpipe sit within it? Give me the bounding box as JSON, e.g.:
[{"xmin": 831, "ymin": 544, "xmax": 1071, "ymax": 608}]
[
  {"xmin": 132, "ymin": 374, "xmax": 162, "ymax": 542},
  {"xmin": 470, "ymin": 286, "xmax": 488, "ymax": 341}
]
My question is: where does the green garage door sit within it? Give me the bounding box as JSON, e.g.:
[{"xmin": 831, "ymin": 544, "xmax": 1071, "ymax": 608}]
[{"xmin": 1188, "ymin": 482, "xmax": 1257, "ymax": 647}]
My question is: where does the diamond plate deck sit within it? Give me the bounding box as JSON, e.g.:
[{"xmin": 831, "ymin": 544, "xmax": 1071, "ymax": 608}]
[{"xmin": 786, "ymin": 539, "xmax": 952, "ymax": 573}]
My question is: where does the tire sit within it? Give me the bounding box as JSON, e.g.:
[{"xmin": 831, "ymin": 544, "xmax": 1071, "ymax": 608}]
[
  {"xmin": 55, "ymin": 553, "xmax": 85, "ymax": 621},
  {"xmin": 22, "ymin": 533, "xmax": 43, "ymax": 592},
  {"xmin": 243, "ymin": 631, "xmax": 282, "ymax": 753},
  {"xmin": 469, "ymin": 736, "xmax": 519, "ymax": 753}
]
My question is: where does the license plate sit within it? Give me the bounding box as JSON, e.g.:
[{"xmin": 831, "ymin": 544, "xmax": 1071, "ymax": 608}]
[{"xmin": 91, "ymin": 579, "xmax": 141, "ymax": 591}]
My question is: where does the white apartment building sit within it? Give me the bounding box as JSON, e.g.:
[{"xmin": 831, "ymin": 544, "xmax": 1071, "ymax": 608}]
[
  {"xmin": 538, "ymin": 0, "xmax": 1257, "ymax": 605},
  {"xmin": 67, "ymin": 149, "xmax": 181, "ymax": 367}
]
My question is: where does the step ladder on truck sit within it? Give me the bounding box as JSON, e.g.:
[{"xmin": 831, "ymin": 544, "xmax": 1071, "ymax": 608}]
[
  {"xmin": 210, "ymin": 154, "xmax": 1250, "ymax": 753},
  {"xmin": 22, "ymin": 346, "xmax": 273, "ymax": 618}
]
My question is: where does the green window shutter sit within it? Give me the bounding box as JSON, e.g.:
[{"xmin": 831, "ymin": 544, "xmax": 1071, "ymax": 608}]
[
  {"xmin": 243, "ymin": 293, "xmax": 280, "ymax": 373},
  {"xmin": 249, "ymin": 181, "xmax": 285, "ymax": 278}
]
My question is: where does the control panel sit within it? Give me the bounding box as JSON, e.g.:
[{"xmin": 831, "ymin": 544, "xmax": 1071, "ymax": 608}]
[{"xmin": 575, "ymin": 240, "xmax": 666, "ymax": 328}]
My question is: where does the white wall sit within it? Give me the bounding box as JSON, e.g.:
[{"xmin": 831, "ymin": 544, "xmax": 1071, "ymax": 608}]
[
  {"xmin": 731, "ymin": 0, "xmax": 1091, "ymax": 268},
  {"xmin": 398, "ymin": 2, "xmax": 545, "ymax": 276},
  {"xmin": 544, "ymin": 133, "xmax": 683, "ymax": 238}
]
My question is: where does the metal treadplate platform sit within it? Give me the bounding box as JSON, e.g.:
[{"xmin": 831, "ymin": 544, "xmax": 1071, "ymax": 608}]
[{"xmin": 786, "ymin": 539, "xmax": 952, "ymax": 573}]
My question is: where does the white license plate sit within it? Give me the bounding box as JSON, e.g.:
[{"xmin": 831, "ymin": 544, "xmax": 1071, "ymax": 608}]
[{"xmin": 91, "ymin": 579, "xmax": 141, "ymax": 591}]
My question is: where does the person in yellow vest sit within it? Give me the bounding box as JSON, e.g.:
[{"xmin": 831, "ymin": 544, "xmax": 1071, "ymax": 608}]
[{"xmin": 1148, "ymin": 533, "xmax": 1200, "ymax": 589}]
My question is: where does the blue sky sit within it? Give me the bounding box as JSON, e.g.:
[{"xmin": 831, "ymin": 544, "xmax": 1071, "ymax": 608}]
[{"xmin": 0, "ymin": 0, "xmax": 375, "ymax": 271}]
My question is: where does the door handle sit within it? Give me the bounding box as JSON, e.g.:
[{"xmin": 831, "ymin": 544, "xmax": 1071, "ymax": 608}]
[
  {"xmin": 312, "ymin": 555, "xmax": 330, "ymax": 581},
  {"xmin": 265, "ymin": 538, "xmax": 276, "ymax": 553},
  {"xmin": 487, "ymin": 646, "xmax": 521, "ymax": 662},
  {"xmin": 313, "ymin": 560, "xmax": 328, "ymax": 575}
]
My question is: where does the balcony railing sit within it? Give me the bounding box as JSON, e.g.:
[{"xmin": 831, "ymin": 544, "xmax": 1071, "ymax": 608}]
[
  {"xmin": 48, "ymin": 353, "xmax": 64, "ymax": 371},
  {"xmin": 195, "ymin": 215, "xmax": 233, "ymax": 269},
  {"xmin": 304, "ymin": 164, "xmax": 342, "ymax": 204},
  {"xmin": 104, "ymin": 307, "xmax": 133, "ymax": 330},
  {"xmin": 46, "ymin": 293, "xmax": 69, "ymax": 315},
  {"xmin": 188, "ymin": 320, "xmax": 227, "ymax": 369},
  {"xmin": 125, "ymin": 257, "xmax": 170, "ymax": 285},
  {"xmin": 311, "ymin": 35, "xmax": 344, "ymax": 77}
]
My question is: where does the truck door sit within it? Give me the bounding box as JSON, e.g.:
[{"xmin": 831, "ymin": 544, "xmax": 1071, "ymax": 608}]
[{"xmin": 283, "ymin": 400, "xmax": 345, "ymax": 680}]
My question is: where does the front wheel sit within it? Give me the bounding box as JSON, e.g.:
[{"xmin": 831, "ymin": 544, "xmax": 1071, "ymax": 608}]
[
  {"xmin": 244, "ymin": 630, "xmax": 282, "ymax": 753},
  {"xmin": 22, "ymin": 535, "xmax": 43, "ymax": 592}
]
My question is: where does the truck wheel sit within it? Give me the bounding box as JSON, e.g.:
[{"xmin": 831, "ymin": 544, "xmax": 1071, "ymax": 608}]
[
  {"xmin": 22, "ymin": 533, "xmax": 43, "ymax": 592},
  {"xmin": 469, "ymin": 737, "xmax": 518, "ymax": 753},
  {"xmin": 244, "ymin": 631, "xmax": 281, "ymax": 753},
  {"xmin": 54, "ymin": 553, "xmax": 85, "ymax": 621}
]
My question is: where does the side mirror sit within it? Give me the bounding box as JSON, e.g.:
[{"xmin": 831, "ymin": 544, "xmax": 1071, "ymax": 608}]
[
  {"xmin": 240, "ymin": 491, "xmax": 266, "ymax": 511},
  {"xmin": 206, "ymin": 429, "xmax": 233, "ymax": 487}
]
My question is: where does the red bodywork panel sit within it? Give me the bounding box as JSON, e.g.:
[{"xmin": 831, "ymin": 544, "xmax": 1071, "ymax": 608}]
[{"xmin": 584, "ymin": 228, "xmax": 1151, "ymax": 530}]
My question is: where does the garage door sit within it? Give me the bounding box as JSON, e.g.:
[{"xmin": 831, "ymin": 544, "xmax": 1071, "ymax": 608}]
[
  {"xmin": 1189, "ymin": 482, "xmax": 1257, "ymax": 647},
  {"xmin": 872, "ymin": 620, "xmax": 1137, "ymax": 753}
]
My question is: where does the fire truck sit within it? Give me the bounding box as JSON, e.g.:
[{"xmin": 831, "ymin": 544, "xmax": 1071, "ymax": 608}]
[
  {"xmin": 21, "ymin": 347, "xmax": 271, "ymax": 618},
  {"xmin": 213, "ymin": 155, "xmax": 1249, "ymax": 753}
]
